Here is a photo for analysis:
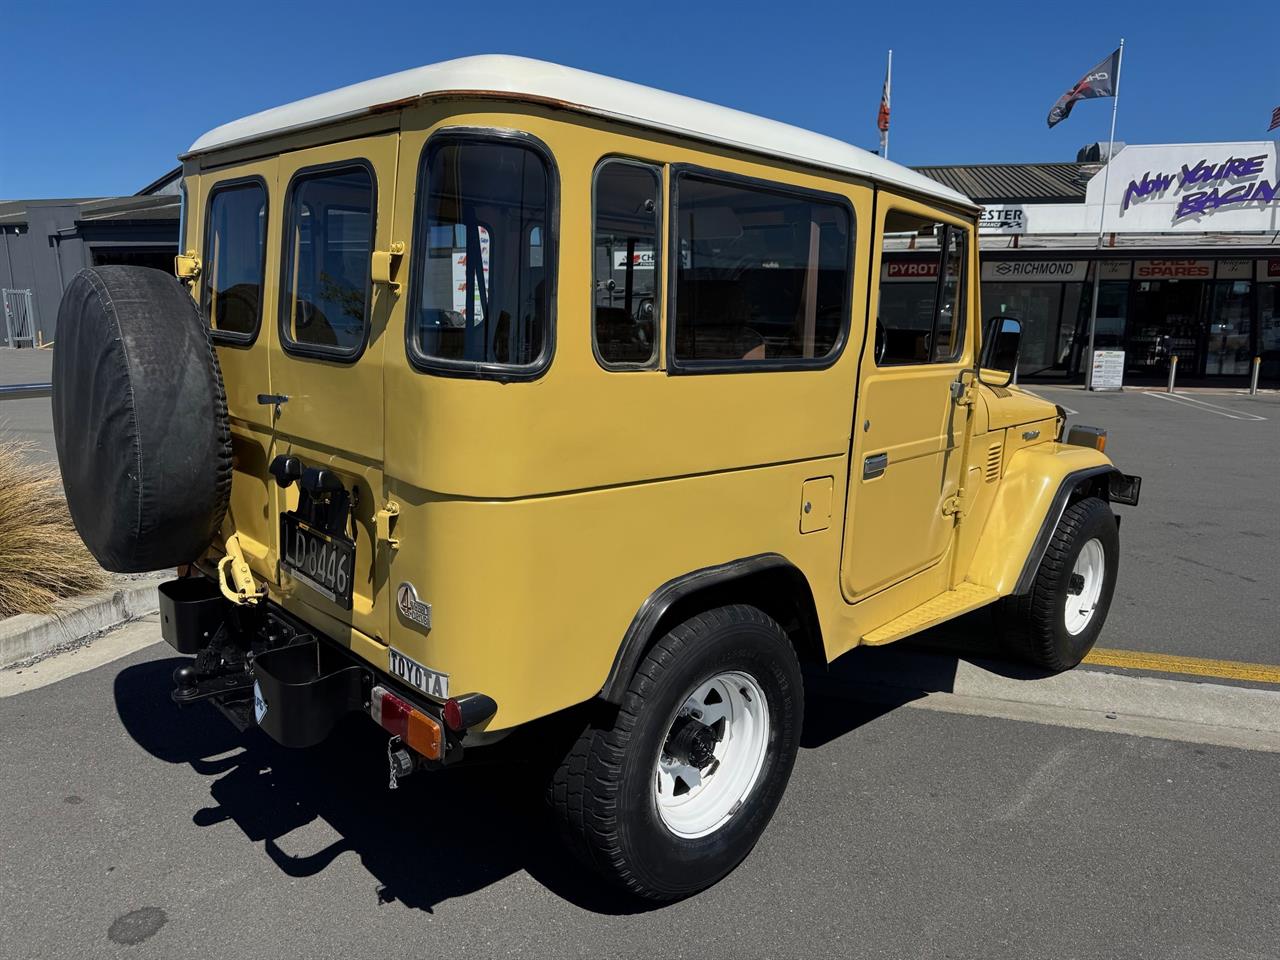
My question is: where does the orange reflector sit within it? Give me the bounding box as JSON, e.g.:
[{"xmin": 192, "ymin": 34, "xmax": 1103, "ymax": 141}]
[
  {"xmin": 406, "ymin": 710, "xmax": 443, "ymax": 761},
  {"xmin": 371, "ymin": 685, "xmax": 443, "ymax": 761}
]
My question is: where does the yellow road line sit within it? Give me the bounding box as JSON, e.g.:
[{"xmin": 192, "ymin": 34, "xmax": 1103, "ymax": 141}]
[{"xmin": 1084, "ymin": 647, "xmax": 1280, "ymax": 684}]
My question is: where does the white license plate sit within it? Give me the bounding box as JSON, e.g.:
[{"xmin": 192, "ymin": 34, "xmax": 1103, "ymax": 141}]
[{"xmin": 388, "ymin": 647, "xmax": 449, "ymax": 700}]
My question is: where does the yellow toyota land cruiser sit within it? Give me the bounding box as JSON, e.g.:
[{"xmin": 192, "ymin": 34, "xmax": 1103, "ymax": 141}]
[{"xmin": 51, "ymin": 56, "xmax": 1140, "ymax": 901}]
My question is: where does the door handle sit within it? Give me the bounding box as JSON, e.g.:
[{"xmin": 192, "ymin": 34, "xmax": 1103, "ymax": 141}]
[{"xmin": 863, "ymin": 452, "xmax": 888, "ymax": 480}]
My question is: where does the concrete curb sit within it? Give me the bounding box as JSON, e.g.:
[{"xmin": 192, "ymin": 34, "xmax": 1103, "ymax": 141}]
[
  {"xmin": 0, "ymin": 575, "xmax": 169, "ymax": 669},
  {"xmin": 822, "ymin": 647, "xmax": 1280, "ymax": 736}
]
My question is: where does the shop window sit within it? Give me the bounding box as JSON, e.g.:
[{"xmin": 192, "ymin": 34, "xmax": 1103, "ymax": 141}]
[
  {"xmin": 671, "ymin": 171, "xmax": 851, "ymax": 368},
  {"xmin": 281, "ymin": 165, "xmax": 375, "ymax": 359},
  {"xmin": 594, "ymin": 160, "xmax": 661, "ymax": 367},
  {"xmin": 1204, "ymin": 280, "xmax": 1252, "ymax": 375},
  {"xmin": 876, "ymin": 212, "xmax": 966, "ymax": 365},
  {"xmin": 203, "ymin": 180, "xmax": 267, "ymax": 343},
  {"xmin": 410, "ymin": 135, "xmax": 553, "ymax": 375}
]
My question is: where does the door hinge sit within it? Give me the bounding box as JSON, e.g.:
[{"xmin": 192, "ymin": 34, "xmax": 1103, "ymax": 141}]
[
  {"xmin": 174, "ymin": 251, "xmax": 201, "ymax": 283},
  {"xmin": 942, "ymin": 490, "xmax": 969, "ymax": 519},
  {"xmin": 375, "ymin": 500, "xmax": 400, "ymax": 549},
  {"xmin": 217, "ymin": 533, "xmax": 264, "ymax": 605},
  {"xmin": 949, "ymin": 374, "xmax": 976, "ymax": 407},
  {"xmin": 371, "ymin": 241, "xmax": 406, "ymax": 293}
]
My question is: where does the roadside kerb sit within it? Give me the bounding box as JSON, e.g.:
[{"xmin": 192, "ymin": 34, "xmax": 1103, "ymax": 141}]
[
  {"xmin": 822, "ymin": 647, "xmax": 1280, "ymax": 744},
  {"xmin": 0, "ymin": 575, "xmax": 169, "ymax": 668}
]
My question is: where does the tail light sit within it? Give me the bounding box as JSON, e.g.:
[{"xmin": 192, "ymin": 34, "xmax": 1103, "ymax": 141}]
[{"xmin": 370, "ymin": 685, "xmax": 442, "ymax": 761}]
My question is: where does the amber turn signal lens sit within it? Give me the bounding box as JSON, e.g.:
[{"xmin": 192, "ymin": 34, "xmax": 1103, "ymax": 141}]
[{"xmin": 370, "ymin": 685, "xmax": 443, "ymax": 761}]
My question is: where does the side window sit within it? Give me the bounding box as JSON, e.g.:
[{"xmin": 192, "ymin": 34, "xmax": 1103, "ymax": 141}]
[
  {"xmin": 410, "ymin": 135, "xmax": 553, "ymax": 374},
  {"xmin": 672, "ymin": 171, "xmax": 851, "ymax": 368},
  {"xmin": 281, "ymin": 165, "xmax": 375, "ymax": 359},
  {"xmin": 203, "ymin": 180, "xmax": 267, "ymax": 342},
  {"xmin": 594, "ymin": 160, "xmax": 661, "ymax": 367},
  {"xmin": 876, "ymin": 211, "xmax": 967, "ymax": 365}
]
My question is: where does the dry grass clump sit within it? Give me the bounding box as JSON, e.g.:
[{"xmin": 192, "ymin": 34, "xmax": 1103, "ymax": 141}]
[{"xmin": 0, "ymin": 441, "xmax": 107, "ymax": 618}]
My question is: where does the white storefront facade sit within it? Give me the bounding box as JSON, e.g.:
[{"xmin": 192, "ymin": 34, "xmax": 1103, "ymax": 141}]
[{"xmin": 970, "ymin": 141, "xmax": 1280, "ymax": 383}]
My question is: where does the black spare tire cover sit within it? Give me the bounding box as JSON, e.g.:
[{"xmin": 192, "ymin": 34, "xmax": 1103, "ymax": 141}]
[{"xmin": 53, "ymin": 266, "xmax": 232, "ymax": 572}]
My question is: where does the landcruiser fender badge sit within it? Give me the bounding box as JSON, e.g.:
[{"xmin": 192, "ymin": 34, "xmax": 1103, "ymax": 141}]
[{"xmin": 396, "ymin": 582, "xmax": 433, "ymax": 630}]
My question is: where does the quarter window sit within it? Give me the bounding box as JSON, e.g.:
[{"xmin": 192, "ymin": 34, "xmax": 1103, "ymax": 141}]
[
  {"xmin": 594, "ymin": 161, "xmax": 661, "ymax": 367},
  {"xmin": 875, "ymin": 212, "xmax": 968, "ymax": 365},
  {"xmin": 281, "ymin": 165, "xmax": 375, "ymax": 358},
  {"xmin": 203, "ymin": 180, "xmax": 267, "ymax": 342},
  {"xmin": 410, "ymin": 136, "xmax": 552, "ymax": 372},
  {"xmin": 672, "ymin": 172, "xmax": 851, "ymax": 367}
]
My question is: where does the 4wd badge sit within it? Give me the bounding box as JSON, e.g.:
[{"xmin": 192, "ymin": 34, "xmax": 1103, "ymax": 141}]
[{"xmin": 396, "ymin": 581, "xmax": 432, "ymax": 630}]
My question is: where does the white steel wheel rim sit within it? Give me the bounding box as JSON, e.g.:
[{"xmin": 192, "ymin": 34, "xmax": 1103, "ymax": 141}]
[
  {"xmin": 1065, "ymin": 538, "xmax": 1106, "ymax": 636},
  {"xmin": 654, "ymin": 671, "xmax": 770, "ymax": 840}
]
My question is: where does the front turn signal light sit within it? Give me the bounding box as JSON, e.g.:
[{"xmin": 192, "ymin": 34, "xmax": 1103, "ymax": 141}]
[{"xmin": 1066, "ymin": 424, "xmax": 1107, "ymax": 452}]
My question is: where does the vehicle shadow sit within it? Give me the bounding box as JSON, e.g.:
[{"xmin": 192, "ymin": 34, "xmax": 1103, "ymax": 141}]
[
  {"xmin": 112, "ymin": 623, "xmax": 1023, "ymax": 916},
  {"xmin": 114, "ymin": 656, "xmax": 674, "ymax": 915}
]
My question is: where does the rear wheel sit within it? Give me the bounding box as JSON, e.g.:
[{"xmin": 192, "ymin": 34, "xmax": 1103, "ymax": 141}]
[
  {"xmin": 549, "ymin": 604, "xmax": 803, "ymax": 901},
  {"xmin": 998, "ymin": 496, "xmax": 1119, "ymax": 670}
]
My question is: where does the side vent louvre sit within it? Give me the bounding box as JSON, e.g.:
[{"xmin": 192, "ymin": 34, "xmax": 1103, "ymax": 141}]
[{"xmin": 984, "ymin": 442, "xmax": 1002, "ymax": 483}]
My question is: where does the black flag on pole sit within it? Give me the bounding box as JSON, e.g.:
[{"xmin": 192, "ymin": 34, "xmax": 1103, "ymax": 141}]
[{"xmin": 1047, "ymin": 49, "xmax": 1121, "ymax": 128}]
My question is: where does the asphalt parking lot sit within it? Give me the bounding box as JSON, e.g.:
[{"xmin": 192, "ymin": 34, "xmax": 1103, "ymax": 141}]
[
  {"xmin": 1020, "ymin": 384, "xmax": 1279, "ymax": 666},
  {"xmin": 0, "ymin": 348, "xmax": 55, "ymax": 464},
  {"xmin": 1, "ymin": 635, "xmax": 1277, "ymax": 960},
  {"xmin": 3, "ymin": 350, "xmax": 1278, "ymax": 957}
]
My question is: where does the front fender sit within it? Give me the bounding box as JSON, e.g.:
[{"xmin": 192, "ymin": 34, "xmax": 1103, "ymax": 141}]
[{"xmin": 968, "ymin": 443, "xmax": 1121, "ymax": 597}]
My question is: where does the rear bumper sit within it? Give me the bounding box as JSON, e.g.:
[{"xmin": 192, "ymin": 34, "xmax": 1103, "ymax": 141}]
[{"xmin": 157, "ymin": 577, "xmax": 482, "ymax": 761}]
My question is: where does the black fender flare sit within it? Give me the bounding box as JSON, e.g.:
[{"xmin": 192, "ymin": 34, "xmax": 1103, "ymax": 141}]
[
  {"xmin": 1011, "ymin": 465, "xmax": 1140, "ymax": 595},
  {"xmin": 597, "ymin": 553, "xmax": 821, "ymax": 705}
]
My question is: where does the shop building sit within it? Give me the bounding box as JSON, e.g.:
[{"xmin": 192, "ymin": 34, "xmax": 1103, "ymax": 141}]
[{"xmin": 917, "ymin": 142, "xmax": 1280, "ymax": 385}]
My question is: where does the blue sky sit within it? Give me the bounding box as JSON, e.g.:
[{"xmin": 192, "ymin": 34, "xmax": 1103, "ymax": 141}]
[{"xmin": 2, "ymin": 0, "xmax": 1275, "ymax": 198}]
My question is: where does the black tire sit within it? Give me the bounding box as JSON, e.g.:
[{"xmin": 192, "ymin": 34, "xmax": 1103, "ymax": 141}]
[
  {"xmin": 550, "ymin": 604, "xmax": 803, "ymax": 901},
  {"xmin": 52, "ymin": 266, "xmax": 232, "ymax": 573},
  {"xmin": 998, "ymin": 496, "xmax": 1119, "ymax": 671}
]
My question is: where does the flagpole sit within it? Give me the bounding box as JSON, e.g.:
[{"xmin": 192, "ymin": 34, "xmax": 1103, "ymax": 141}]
[
  {"xmin": 883, "ymin": 49, "xmax": 893, "ymax": 159},
  {"xmin": 1085, "ymin": 38, "xmax": 1125, "ymax": 389}
]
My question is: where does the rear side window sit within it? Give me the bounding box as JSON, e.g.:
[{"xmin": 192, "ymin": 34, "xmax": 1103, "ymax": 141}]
[
  {"xmin": 594, "ymin": 160, "xmax": 661, "ymax": 367},
  {"xmin": 203, "ymin": 180, "xmax": 267, "ymax": 343},
  {"xmin": 671, "ymin": 171, "xmax": 851, "ymax": 369},
  {"xmin": 876, "ymin": 212, "xmax": 968, "ymax": 365},
  {"xmin": 280, "ymin": 164, "xmax": 375, "ymax": 360},
  {"xmin": 409, "ymin": 134, "xmax": 554, "ymax": 377}
]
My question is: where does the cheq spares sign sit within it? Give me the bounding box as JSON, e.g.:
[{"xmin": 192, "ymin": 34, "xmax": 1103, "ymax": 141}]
[{"xmin": 1134, "ymin": 259, "xmax": 1212, "ymax": 279}]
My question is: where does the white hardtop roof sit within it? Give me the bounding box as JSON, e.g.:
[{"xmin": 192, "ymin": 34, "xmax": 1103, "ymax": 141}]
[{"xmin": 187, "ymin": 55, "xmax": 972, "ymax": 209}]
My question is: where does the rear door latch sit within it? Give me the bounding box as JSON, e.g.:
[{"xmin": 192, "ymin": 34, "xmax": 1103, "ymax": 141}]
[{"xmin": 257, "ymin": 393, "xmax": 289, "ymax": 418}]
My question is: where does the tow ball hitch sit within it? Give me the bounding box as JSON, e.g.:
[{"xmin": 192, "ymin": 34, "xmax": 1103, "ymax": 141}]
[{"xmin": 387, "ymin": 737, "xmax": 418, "ymax": 790}]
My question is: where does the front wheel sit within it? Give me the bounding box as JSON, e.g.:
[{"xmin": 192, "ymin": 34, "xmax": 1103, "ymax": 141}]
[
  {"xmin": 998, "ymin": 496, "xmax": 1120, "ymax": 671},
  {"xmin": 549, "ymin": 604, "xmax": 803, "ymax": 901}
]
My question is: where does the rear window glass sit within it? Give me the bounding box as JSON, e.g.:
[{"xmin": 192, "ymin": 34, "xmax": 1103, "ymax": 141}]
[
  {"xmin": 410, "ymin": 137, "xmax": 552, "ymax": 373},
  {"xmin": 594, "ymin": 160, "xmax": 661, "ymax": 367},
  {"xmin": 280, "ymin": 165, "xmax": 375, "ymax": 358},
  {"xmin": 672, "ymin": 173, "xmax": 851, "ymax": 367},
  {"xmin": 203, "ymin": 181, "xmax": 266, "ymax": 342}
]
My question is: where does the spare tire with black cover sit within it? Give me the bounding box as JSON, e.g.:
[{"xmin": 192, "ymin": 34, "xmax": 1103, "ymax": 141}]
[{"xmin": 52, "ymin": 266, "xmax": 232, "ymax": 573}]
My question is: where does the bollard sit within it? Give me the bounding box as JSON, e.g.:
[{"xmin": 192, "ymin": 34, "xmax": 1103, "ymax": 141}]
[
  {"xmin": 1166, "ymin": 354, "xmax": 1178, "ymax": 393},
  {"xmin": 1250, "ymin": 356, "xmax": 1261, "ymax": 395}
]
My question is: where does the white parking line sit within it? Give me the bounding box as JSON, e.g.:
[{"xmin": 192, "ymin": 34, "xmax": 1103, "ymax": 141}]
[{"xmin": 1145, "ymin": 391, "xmax": 1268, "ymax": 421}]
